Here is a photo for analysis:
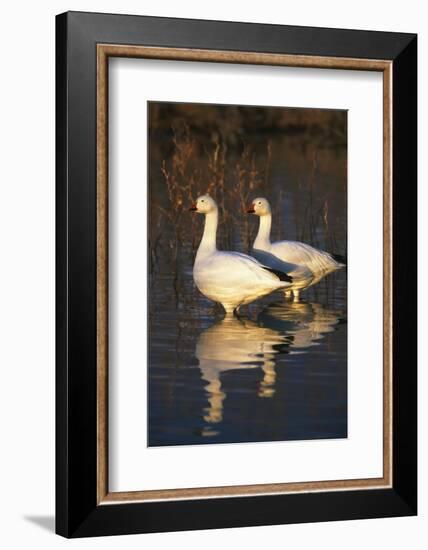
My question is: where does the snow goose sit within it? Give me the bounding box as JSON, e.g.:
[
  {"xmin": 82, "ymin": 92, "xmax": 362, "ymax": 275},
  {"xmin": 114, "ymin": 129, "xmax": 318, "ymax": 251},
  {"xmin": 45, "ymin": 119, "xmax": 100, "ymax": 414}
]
[
  {"xmin": 189, "ymin": 195, "xmax": 292, "ymax": 315},
  {"xmin": 247, "ymin": 197, "xmax": 345, "ymax": 300}
]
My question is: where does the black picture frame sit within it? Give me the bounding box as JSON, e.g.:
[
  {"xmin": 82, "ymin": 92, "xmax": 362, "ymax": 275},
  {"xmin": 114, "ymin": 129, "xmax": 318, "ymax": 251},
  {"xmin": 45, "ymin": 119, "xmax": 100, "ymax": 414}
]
[{"xmin": 56, "ymin": 11, "xmax": 417, "ymax": 538}]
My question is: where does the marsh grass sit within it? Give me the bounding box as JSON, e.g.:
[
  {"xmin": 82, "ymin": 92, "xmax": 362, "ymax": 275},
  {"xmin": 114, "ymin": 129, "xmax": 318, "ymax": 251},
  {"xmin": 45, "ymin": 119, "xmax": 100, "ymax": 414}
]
[
  {"xmin": 151, "ymin": 124, "xmax": 345, "ymax": 276},
  {"xmin": 152, "ymin": 124, "xmax": 273, "ymax": 264},
  {"xmin": 148, "ymin": 103, "xmax": 347, "ymax": 321}
]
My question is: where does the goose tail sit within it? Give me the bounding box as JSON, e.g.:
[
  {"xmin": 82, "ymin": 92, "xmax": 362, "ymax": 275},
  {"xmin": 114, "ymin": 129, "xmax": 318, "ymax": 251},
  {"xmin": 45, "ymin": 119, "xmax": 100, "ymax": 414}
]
[
  {"xmin": 332, "ymin": 253, "xmax": 347, "ymax": 266},
  {"xmin": 261, "ymin": 266, "xmax": 293, "ymax": 283}
]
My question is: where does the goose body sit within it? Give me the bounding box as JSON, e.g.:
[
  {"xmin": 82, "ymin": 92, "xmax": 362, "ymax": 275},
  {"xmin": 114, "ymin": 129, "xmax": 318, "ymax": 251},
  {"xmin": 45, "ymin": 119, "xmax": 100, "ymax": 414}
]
[
  {"xmin": 248, "ymin": 197, "xmax": 345, "ymax": 300},
  {"xmin": 190, "ymin": 195, "xmax": 292, "ymax": 315}
]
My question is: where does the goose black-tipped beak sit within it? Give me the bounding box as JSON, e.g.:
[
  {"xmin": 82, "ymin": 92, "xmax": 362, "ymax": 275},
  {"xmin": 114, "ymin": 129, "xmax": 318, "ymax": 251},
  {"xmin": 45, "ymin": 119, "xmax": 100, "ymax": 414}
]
[
  {"xmin": 188, "ymin": 204, "xmax": 197, "ymax": 212},
  {"xmin": 246, "ymin": 205, "xmax": 255, "ymax": 214}
]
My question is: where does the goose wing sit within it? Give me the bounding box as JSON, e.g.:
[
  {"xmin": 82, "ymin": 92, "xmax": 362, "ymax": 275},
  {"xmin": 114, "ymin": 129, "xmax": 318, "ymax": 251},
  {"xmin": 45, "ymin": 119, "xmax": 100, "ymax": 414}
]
[
  {"xmin": 225, "ymin": 252, "xmax": 292, "ymax": 283},
  {"xmin": 271, "ymin": 241, "xmax": 341, "ymax": 275},
  {"xmin": 252, "ymin": 247, "xmax": 313, "ymax": 281},
  {"xmin": 197, "ymin": 251, "xmax": 292, "ymax": 286}
]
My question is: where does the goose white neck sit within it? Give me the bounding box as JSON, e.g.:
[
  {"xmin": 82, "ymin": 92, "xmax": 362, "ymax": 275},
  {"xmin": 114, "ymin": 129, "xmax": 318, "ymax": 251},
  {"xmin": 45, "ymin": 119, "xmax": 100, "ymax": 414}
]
[
  {"xmin": 254, "ymin": 214, "xmax": 272, "ymax": 249},
  {"xmin": 197, "ymin": 209, "xmax": 218, "ymax": 258}
]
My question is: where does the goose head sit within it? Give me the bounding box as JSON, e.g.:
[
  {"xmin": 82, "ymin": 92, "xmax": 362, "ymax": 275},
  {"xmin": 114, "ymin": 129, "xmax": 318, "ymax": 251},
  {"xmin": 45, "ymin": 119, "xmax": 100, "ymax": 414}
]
[
  {"xmin": 189, "ymin": 194, "xmax": 218, "ymax": 214},
  {"xmin": 247, "ymin": 197, "xmax": 271, "ymax": 216}
]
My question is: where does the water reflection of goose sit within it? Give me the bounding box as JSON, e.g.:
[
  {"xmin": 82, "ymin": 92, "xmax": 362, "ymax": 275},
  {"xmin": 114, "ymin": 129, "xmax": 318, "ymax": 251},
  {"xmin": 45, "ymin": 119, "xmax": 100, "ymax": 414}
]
[
  {"xmin": 258, "ymin": 301, "xmax": 343, "ymax": 350},
  {"xmin": 195, "ymin": 317, "xmax": 288, "ymax": 426}
]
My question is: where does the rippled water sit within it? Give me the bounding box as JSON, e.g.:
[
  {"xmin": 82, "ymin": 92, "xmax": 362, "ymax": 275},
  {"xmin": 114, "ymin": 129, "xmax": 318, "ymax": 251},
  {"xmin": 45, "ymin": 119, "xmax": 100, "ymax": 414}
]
[{"xmin": 148, "ymin": 110, "xmax": 347, "ymax": 446}]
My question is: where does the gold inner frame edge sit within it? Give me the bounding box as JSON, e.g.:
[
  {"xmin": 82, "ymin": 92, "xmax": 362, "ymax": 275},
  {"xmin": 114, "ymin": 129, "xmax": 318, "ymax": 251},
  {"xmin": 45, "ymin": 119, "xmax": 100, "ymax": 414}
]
[{"xmin": 96, "ymin": 44, "xmax": 393, "ymax": 504}]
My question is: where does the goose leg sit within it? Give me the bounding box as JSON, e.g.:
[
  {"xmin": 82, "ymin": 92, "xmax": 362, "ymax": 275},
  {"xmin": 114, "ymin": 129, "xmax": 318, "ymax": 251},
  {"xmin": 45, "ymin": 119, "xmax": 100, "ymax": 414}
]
[
  {"xmin": 293, "ymin": 289, "xmax": 300, "ymax": 301},
  {"xmin": 283, "ymin": 290, "xmax": 292, "ymax": 299},
  {"xmin": 233, "ymin": 305, "xmax": 243, "ymax": 319},
  {"xmin": 223, "ymin": 304, "xmax": 236, "ymax": 317}
]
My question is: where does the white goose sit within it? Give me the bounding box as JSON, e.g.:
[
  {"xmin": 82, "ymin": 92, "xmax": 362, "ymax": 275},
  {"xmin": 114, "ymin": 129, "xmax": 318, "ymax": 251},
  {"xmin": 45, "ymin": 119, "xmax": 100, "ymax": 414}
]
[
  {"xmin": 189, "ymin": 195, "xmax": 292, "ymax": 315},
  {"xmin": 247, "ymin": 197, "xmax": 345, "ymax": 300}
]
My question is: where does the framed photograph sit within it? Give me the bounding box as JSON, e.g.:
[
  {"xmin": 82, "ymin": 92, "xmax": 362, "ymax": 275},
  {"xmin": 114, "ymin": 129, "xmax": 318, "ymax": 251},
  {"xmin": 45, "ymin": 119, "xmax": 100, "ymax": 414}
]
[{"xmin": 56, "ymin": 11, "xmax": 417, "ymax": 537}]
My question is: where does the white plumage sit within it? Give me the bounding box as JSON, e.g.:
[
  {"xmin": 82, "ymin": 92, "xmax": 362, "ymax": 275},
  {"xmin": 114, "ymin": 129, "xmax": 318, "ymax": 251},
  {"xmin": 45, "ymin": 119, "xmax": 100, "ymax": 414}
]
[
  {"xmin": 247, "ymin": 197, "xmax": 345, "ymax": 300},
  {"xmin": 189, "ymin": 195, "xmax": 292, "ymax": 315}
]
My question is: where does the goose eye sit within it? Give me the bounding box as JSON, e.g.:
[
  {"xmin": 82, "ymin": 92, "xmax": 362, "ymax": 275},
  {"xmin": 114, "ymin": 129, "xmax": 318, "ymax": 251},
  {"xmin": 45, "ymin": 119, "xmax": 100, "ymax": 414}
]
[
  {"xmin": 258, "ymin": 201, "xmax": 261, "ymax": 205},
  {"xmin": 201, "ymin": 199, "xmax": 205, "ymax": 203}
]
